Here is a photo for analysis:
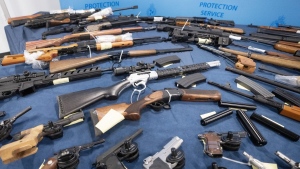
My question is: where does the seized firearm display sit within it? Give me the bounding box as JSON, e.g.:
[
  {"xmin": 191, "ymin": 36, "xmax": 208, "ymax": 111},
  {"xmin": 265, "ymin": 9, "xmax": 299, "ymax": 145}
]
[
  {"xmin": 40, "ymin": 139, "xmax": 105, "ymax": 169},
  {"xmin": 2, "ymin": 36, "xmax": 166, "ymax": 66},
  {"xmin": 48, "ymin": 45, "xmax": 192, "ymax": 73},
  {"xmin": 275, "ymin": 151, "xmax": 300, "ymax": 169},
  {"xmin": 0, "ymin": 107, "xmax": 32, "ymax": 141},
  {"xmin": 93, "ymin": 129, "xmax": 142, "ymax": 169},
  {"xmin": 0, "ymin": 63, "xmax": 155, "ymax": 100},
  {"xmin": 0, "ymin": 111, "xmax": 84, "ymax": 164},
  {"xmin": 207, "ymin": 80, "xmax": 300, "ymax": 121},
  {"xmin": 25, "ymin": 26, "xmax": 155, "ymax": 50},
  {"xmin": 248, "ymin": 24, "xmax": 300, "ymax": 33},
  {"xmin": 143, "ymin": 136, "xmax": 185, "ymax": 169},
  {"xmin": 90, "ymin": 88, "xmax": 221, "ymax": 135},
  {"xmin": 198, "ymin": 131, "xmax": 247, "ymax": 157},
  {"xmin": 57, "ymin": 60, "xmax": 221, "ymax": 118}
]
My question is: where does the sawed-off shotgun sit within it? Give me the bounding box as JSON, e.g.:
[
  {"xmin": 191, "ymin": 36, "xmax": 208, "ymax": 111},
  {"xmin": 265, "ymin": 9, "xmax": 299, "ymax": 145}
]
[{"xmin": 90, "ymin": 88, "xmax": 221, "ymax": 136}]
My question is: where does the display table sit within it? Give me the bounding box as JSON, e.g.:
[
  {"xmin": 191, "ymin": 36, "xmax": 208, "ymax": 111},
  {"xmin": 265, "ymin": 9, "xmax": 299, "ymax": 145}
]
[{"xmin": 1, "ymin": 23, "xmax": 299, "ymax": 169}]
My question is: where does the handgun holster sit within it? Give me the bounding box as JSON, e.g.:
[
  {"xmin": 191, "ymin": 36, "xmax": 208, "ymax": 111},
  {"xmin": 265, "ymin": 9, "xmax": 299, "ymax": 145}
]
[{"xmin": 235, "ymin": 55, "xmax": 256, "ymax": 74}]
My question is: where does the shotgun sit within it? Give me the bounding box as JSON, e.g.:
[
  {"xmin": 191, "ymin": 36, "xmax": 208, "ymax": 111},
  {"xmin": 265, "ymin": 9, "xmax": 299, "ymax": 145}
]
[
  {"xmin": 56, "ymin": 60, "xmax": 221, "ymax": 118},
  {"xmin": 49, "ymin": 45, "xmax": 193, "ymax": 73},
  {"xmin": 248, "ymin": 24, "xmax": 300, "ymax": 33},
  {"xmin": 25, "ymin": 26, "xmax": 155, "ymax": 50},
  {"xmin": 90, "ymin": 88, "xmax": 221, "ymax": 136},
  {"xmin": 274, "ymin": 44, "xmax": 300, "ymax": 56}
]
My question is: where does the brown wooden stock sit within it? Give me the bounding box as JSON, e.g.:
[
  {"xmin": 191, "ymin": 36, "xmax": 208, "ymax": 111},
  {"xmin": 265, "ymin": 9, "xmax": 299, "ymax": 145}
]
[
  {"xmin": 48, "ymin": 18, "xmax": 71, "ymax": 27},
  {"xmin": 175, "ymin": 21, "xmax": 244, "ymax": 34},
  {"xmin": 36, "ymin": 50, "xmax": 59, "ymax": 61},
  {"xmin": 0, "ymin": 125, "xmax": 44, "ymax": 164},
  {"xmin": 277, "ymin": 41, "xmax": 300, "ymax": 48},
  {"xmin": 1, "ymin": 54, "xmax": 25, "ymax": 66},
  {"xmin": 265, "ymin": 51, "xmax": 300, "ymax": 61},
  {"xmin": 94, "ymin": 103, "xmax": 130, "ymax": 121},
  {"xmin": 180, "ymin": 89, "xmax": 221, "ymax": 101},
  {"xmin": 7, "ymin": 13, "xmax": 43, "ymax": 24},
  {"xmin": 49, "ymin": 54, "xmax": 111, "ymax": 73},
  {"xmin": 26, "ymin": 27, "xmax": 144, "ymax": 49},
  {"xmin": 274, "ymin": 44, "xmax": 300, "ymax": 54},
  {"xmin": 280, "ymin": 105, "xmax": 300, "ymax": 121},
  {"xmin": 219, "ymin": 47, "xmax": 300, "ymax": 70},
  {"xmin": 40, "ymin": 157, "xmax": 58, "ymax": 169},
  {"xmin": 259, "ymin": 26, "xmax": 298, "ymax": 33},
  {"xmin": 128, "ymin": 49, "xmax": 157, "ymax": 57},
  {"xmin": 96, "ymin": 41, "xmax": 134, "ymax": 50},
  {"xmin": 235, "ymin": 55, "xmax": 256, "ymax": 73}
]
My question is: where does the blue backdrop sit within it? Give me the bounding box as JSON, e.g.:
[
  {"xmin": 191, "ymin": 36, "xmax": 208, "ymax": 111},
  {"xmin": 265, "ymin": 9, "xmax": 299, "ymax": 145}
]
[{"xmin": 60, "ymin": 0, "xmax": 300, "ymax": 26}]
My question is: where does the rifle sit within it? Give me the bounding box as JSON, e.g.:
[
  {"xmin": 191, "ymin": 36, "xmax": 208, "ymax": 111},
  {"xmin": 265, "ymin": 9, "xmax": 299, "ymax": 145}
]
[
  {"xmin": 0, "ymin": 107, "xmax": 32, "ymax": 141},
  {"xmin": 274, "ymin": 44, "xmax": 300, "ymax": 56},
  {"xmin": 56, "ymin": 60, "xmax": 221, "ymax": 118},
  {"xmin": 207, "ymin": 81, "xmax": 300, "ymax": 121},
  {"xmin": 93, "ymin": 129, "xmax": 142, "ymax": 169},
  {"xmin": 218, "ymin": 47, "xmax": 300, "ymax": 70},
  {"xmin": 250, "ymin": 32, "xmax": 300, "ymax": 43},
  {"xmin": 0, "ymin": 63, "xmax": 154, "ymax": 100},
  {"xmin": 231, "ymin": 42, "xmax": 300, "ymax": 61},
  {"xmin": 2, "ymin": 36, "xmax": 165, "ymax": 66},
  {"xmin": 25, "ymin": 26, "xmax": 155, "ymax": 50},
  {"xmin": 22, "ymin": 6, "xmax": 138, "ymax": 28},
  {"xmin": 0, "ymin": 111, "xmax": 84, "ymax": 164},
  {"xmin": 90, "ymin": 88, "xmax": 221, "ymax": 136},
  {"xmin": 40, "ymin": 139, "xmax": 105, "ymax": 169},
  {"xmin": 86, "ymin": 18, "xmax": 140, "ymax": 32},
  {"xmin": 48, "ymin": 45, "xmax": 192, "ymax": 73},
  {"xmin": 278, "ymin": 24, "xmax": 300, "ymax": 30},
  {"xmin": 248, "ymin": 24, "xmax": 300, "ymax": 33},
  {"xmin": 176, "ymin": 21, "xmax": 244, "ymax": 34}
]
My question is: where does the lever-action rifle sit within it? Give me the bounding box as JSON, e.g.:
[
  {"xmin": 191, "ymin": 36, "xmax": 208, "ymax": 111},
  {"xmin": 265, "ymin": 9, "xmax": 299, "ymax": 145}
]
[
  {"xmin": 0, "ymin": 107, "xmax": 32, "ymax": 141},
  {"xmin": 90, "ymin": 88, "xmax": 220, "ymax": 136},
  {"xmin": 57, "ymin": 60, "xmax": 221, "ymax": 118},
  {"xmin": 2, "ymin": 36, "xmax": 165, "ymax": 66},
  {"xmin": 207, "ymin": 81, "xmax": 300, "ymax": 121},
  {"xmin": 0, "ymin": 63, "xmax": 154, "ymax": 100},
  {"xmin": 26, "ymin": 26, "xmax": 155, "ymax": 50},
  {"xmin": 40, "ymin": 139, "xmax": 105, "ymax": 169},
  {"xmin": 48, "ymin": 45, "xmax": 192, "ymax": 73},
  {"xmin": 0, "ymin": 111, "xmax": 84, "ymax": 164},
  {"xmin": 93, "ymin": 129, "xmax": 142, "ymax": 169}
]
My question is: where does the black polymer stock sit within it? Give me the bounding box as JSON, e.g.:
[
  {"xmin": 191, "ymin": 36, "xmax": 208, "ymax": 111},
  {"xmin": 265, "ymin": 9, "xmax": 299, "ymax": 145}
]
[{"xmin": 0, "ymin": 64, "xmax": 154, "ymax": 100}]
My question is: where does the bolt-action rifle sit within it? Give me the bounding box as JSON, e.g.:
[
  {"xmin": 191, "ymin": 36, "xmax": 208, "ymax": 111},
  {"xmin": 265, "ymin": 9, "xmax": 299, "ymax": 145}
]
[
  {"xmin": 0, "ymin": 111, "xmax": 84, "ymax": 164},
  {"xmin": 56, "ymin": 60, "xmax": 221, "ymax": 118}
]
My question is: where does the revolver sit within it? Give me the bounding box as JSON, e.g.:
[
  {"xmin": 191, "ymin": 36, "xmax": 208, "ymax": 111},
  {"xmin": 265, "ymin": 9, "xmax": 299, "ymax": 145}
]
[
  {"xmin": 198, "ymin": 131, "xmax": 247, "ymax": 157},
  {"xmin": 143, "ymin": 136, "xmax": 185, "ymax": 169}
]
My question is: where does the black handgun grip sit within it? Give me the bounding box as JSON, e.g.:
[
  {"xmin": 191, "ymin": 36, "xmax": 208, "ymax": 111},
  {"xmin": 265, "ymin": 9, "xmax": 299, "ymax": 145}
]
[
  {"xmin": 236, "ymin": 110, "xmax": 267, "ymax": 146},
  {"xmin": 250, "ymin": 112, "xmax": 299, "ymax": 141}
]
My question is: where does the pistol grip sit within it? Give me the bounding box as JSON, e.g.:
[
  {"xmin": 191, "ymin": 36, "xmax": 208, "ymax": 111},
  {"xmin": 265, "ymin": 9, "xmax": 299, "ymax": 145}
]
[
  {"xmin": 0, "ymin": 125, "xmax": 44, "ymax": 164},
  {"xmin": 235, "ymin": 55, "xmax": 256, "ymax": 73}
]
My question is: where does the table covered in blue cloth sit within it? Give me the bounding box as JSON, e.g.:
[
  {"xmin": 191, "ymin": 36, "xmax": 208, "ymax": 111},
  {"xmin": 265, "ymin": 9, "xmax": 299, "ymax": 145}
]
[{"xmin": 1, "ymin": 23, "xmax": 300, "ymax": 169}]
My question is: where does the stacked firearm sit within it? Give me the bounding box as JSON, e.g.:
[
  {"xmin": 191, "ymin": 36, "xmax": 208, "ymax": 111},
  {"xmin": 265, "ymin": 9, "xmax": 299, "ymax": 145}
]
[{"xmin": 0, "ymin": 4, "xmax": 299, "ymax": 169}]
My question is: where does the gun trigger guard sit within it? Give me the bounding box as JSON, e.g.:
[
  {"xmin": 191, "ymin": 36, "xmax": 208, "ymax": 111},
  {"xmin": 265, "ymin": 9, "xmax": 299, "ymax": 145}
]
[
  {"xmin": 130, "ymin": 81, "xmax": 146, "ymax": 103},
  {"xmin": 149, "ymin": 101, "xmax": 170, "ymax": 111}
]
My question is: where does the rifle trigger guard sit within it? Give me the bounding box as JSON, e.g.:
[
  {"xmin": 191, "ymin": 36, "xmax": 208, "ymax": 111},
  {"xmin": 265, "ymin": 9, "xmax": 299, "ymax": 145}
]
[{"xmin": 130, "ymin": 81, "xmax": 146, "ymax": 103}]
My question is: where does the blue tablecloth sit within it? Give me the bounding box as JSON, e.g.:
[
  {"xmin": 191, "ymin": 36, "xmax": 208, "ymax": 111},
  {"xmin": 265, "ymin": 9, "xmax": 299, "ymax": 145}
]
[{"xmin": 1, "ymin": 23, "xmax": 300, "ymax": 169}]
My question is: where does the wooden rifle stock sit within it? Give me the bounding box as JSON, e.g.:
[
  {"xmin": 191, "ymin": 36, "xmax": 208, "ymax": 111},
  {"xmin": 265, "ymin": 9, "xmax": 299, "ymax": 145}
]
[
  {"xmin": 175, "ymin": 21, "xmax": 245, "ymax": 34},
  {"xmin": 274, "ymin": 44, "xmax": 300, "ymax": 54},
  {"xmin": 219, "ymin": 47, "xmax": 300, "ymax": 70},
  {"xmin": 258, "ymin": 26, "xmax": 299, "ymax": 33},
  {"xmin": 48, "ymin": 18, "xmax": 71, "ymax": 27},
  {"xmin": 7, "ymin": 13, "xmax": 43, "ymax": 24},
  {"xmin": 1, "ymin": 54, "xmax": 26, "ymax": 66},
  {"xmin": 281, "ymin": 105, "xmax": 300, "ymax": 121},
  {"xmin": 26, "ymin": 27, "xmax": 146, "ymax": 50},
  {"xmin": 49, "ymin": 49, "xmax": 158, "ymax": 73},
  {"xmin": 90, "ymin": 89, "xmax": 221, "ymax": 135},
  {"xmin": 277, "ymin": 41, "xmax": 300, "ymax": 48}
]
